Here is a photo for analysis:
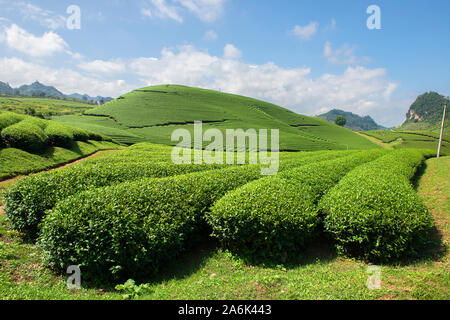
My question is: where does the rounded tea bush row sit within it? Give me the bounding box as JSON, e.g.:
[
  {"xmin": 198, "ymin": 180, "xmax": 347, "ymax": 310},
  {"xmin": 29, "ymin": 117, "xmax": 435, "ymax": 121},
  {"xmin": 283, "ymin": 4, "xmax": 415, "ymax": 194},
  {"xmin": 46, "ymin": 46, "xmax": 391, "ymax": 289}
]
[
  {"xmin": 206, "ymin": 150, "xmax": 386, "ymax": 262},
  {"xmin": 319, "ymin": 149, "xmax": 434, "ymax": 262},
  {"xmin": 37, "ymin": 151, "xmax": 355, "ymax": 280},
  {"xmin": 4, "ymin": 148, "xmax": 352, "ymax": 240},
  {"xmin": 4, "ymin": 161, "xmax": 231, "ymax": 239},
  {"xmin": 1, "ymin": 119, "xmax": 49, "ymax": 152},
  {"xmin": 38, "ymin": 165, "xmax": 264, "ymax": 280},
  {"xmin": 0, "ymin": 111, "xmax": 107, "ymax": 152}
]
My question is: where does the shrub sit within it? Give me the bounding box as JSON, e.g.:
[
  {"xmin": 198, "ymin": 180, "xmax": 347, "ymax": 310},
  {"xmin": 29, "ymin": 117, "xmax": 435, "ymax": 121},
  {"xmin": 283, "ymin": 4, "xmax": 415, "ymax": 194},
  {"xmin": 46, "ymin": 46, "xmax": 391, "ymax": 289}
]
[
  {"xmin": 206, "ymin": 150, "xmax": 386, "ymax": 262},
  {"xmin": 320, "ymin": 149, "xmax": 434, "ymax": 262},
  {"xmin": 37, "ymin": 150, "xmax": 353, "ymax": 280},
  {"xmin": 207, "ymin": 177, "xmax": 318, "ymax": 262},
  {"xmin": 4, "ymin": 149, "xmax": 351, "ymax": 240},
  {"xmin": 4, "ymin": 161, "xmax": 230, "ymax": 240},
  {"xmin": 39, "ymin": 165, "xmax": 263, "ymax": 281},
  {"xmin": 1, "ymin": 119, "xmax": 48, "ymax": 152},
  {"xmin": 0, "ymin": 112, "xmax": 26, "ymax": 131},
  {"xmin": 70, "ymin": 127, "xmax": 93, "ymax": 142},
  {"xmin": 278, "ymin": 150, "xmax": 386, "ymax": 202},
  {"xmin": 45, "ymin": 122, "xmax": 74, "ymax": 148}
]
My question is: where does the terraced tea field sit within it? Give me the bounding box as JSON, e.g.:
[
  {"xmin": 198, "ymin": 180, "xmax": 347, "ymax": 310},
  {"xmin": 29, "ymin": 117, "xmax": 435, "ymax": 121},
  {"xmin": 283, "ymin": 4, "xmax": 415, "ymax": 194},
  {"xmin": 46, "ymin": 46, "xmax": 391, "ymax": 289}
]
[
  {"xmin": 1, "ymin": 142, "xmax": 446, "ymax": 300},
  {"xmin": 0, "ymin": 96, "xmax": 95, "ymax": 118},
  {"xmin": 53, "ymin": 85, "xmax": 379, "ymax": 151},
  {"xmin": 360, "ymin": 130, "xmax": 450, "ymax": 155}
]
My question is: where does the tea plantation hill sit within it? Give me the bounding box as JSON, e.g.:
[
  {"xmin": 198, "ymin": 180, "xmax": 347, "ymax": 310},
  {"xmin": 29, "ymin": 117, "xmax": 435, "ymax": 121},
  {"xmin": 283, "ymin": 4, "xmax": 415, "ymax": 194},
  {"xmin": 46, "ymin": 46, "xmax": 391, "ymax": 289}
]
[{"xmin": 53, "ymin": 85, "xmax": 379, "ymax": 151}]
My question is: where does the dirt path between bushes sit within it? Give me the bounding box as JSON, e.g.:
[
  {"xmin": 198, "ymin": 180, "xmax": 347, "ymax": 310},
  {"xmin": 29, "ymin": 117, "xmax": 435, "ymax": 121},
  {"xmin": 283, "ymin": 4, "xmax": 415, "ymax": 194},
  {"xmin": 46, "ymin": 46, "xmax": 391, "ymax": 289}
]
[
  {"xmin": 0, "ymin": 150, "xmax": 114, "ymax": 185},
  {"xmin": 0, "ymin": 150, "xmax": 119, "ymax": 216},
  {"xmin": 355, "ymin": 132, "xmax": 392, "ymax": 149}
]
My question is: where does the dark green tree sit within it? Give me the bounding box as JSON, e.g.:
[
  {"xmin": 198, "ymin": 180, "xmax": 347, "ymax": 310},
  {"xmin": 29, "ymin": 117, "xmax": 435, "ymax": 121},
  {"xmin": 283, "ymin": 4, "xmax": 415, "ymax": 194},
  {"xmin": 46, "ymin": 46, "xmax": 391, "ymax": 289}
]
[{"xmin": 335, "ymin": 115, "xmax": 347, "ymax": 127}]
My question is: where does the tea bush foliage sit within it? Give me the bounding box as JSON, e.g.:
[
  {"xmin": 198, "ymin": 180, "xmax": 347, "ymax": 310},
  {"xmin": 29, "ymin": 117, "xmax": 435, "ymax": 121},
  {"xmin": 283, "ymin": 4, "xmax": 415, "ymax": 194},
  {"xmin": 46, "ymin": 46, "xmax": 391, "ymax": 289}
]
[
  {"xmin": 37, "ymin": 151, "xmax": 353, "ymax": 280},
  {"xmin": 0, "ymin": 111, "xmax": 108, "ymax": 152},
  {"xmin": 206, "ymin": 150, "xmax": 386, "ymax": 262},
  {"xmin": 4, "ymin": 149, "xmax": 349, "ymax": 240},
  {"xmin": 319, "ymin": 149, "xmax": 434, "ymax": 262}
]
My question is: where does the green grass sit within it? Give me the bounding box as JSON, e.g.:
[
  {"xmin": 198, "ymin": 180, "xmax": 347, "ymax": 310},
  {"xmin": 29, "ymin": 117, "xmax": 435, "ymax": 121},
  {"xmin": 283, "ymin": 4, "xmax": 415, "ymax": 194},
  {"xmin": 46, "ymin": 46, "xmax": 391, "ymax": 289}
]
[
  {"xmin": 0, "ymin": 96, "xmax": 95, "ymax": 118},
  {"xmin": 0, "ymin": 140, "xmax": 122, "ymax": 181},
  {"xmin": 0, "ymin": 152, "xmax": 448, "ymax": 300},
  {"xmin": 53, "ymin": 85, "xmax": 379, "ymax": 151}
]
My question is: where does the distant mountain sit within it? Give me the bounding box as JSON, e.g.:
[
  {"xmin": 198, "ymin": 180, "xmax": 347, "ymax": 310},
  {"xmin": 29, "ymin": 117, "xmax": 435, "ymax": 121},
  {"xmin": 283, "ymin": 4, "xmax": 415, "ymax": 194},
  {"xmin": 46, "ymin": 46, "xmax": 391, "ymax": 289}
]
[
  {"xmin": 0, "ymin": 81, "xmax": 112, "ymax": 105},
  {"xmin": 400, "ymin": 92, "xmax": 449, "ymax": 130},
  {"xmin": 318, "ymin": 109, "xmax": 385, "ymax": 131},
  {"xmin": 0, "ymin": 82, "xmax": 14, "ymax": 95},
  {"xmin": 67, "ymin": 93, "xmax": 113, "ymax": 104},
  {"xmin": 17, "ymin": 81, "xmax": 65, "ymax": 98}
]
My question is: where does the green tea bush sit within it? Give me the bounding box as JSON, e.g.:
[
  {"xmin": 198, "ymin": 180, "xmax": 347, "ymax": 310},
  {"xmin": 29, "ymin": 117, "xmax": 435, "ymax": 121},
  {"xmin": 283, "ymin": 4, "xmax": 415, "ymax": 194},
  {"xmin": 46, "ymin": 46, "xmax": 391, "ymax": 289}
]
[
  {"xmin": 1, "ymin": 119, "xmax": 48, "ymax": 152},
  {"xmin": 206, "ymin": 150, "xmax": 386, "ymax": 262},
  {"xmin": 320, "ymin": 149, "xmax": 434, "ymax": 262},
  {"xmin": 0, "ymin": 111, "xmax": 108, "ymax": 150},
  {"xmin": 4, "ymin": 161, "xmax": 230, "ymax": 239},
  {"xmin": 39, "ymin": 165, "xmax": 264, "ymax": 280},
  {"xmin": 45, "ymin": 122, "xmax": 74, "ymax": 148},
  {"xmin": 38, "ymin": 151, "xmax": 353, "ymax": 280},
  {"xmin": 0, "ymin": 112, "xmax": 26, "ymax": 131},
  {"xmin": 4, "ymin": 149, "xmax": 350, "ymax": 240},
  {"xmin": 278, "ymin": 150, "xmax": 386, "ymax": 202},
  {"xmin": 208, "ymin": 178, "xmax": 318, "ymax": 262}
]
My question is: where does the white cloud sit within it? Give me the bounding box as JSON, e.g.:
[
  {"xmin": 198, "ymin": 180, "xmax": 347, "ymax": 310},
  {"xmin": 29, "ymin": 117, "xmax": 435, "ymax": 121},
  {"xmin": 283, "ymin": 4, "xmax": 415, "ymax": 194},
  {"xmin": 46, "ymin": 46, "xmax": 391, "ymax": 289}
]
[
  {"xmin": 125, "ymin": 45, "xmax": 398, "ymax": 125},
  {"xmin": 324, "ymin": 41, "xmax": 371, "ymax": 65},
  {"xmin": 0, "ymin": 1, "xmax": 66, "ymax": 29},
  {"xmin": 0, "ymin": 43, "xmax": 402, "ymax": 126},
  {"xmin": 78, "ymin": 59, "xmax": 126, "ymax": 75},
  {"xmin": 204, "ymin": 29, "xmax": 218, "ymax": 40},
  {"xmin": 223, "ymin": 44, "xmax": 242, "ymax": 60},
  {"xmin": 1, "ymin": 24, "xmax": 68, "ymax": 57},
  {"xmin": 142, "ymin": 0, "xmax": 226, "ymax": 23},
  {"xmin": 291, "ymin": 22, "xmax": 319, "ymax": 40},
  {"xmin": 0, "ymin": 57, "xmax": 133, "ymax": 97}
]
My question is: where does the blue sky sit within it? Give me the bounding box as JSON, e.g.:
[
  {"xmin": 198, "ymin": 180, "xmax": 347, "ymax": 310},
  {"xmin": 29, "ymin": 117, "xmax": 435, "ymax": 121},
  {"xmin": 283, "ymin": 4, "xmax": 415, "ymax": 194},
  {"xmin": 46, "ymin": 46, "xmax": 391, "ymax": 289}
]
[{"xmin": 0, "ymin": 0, "xmax": 449, "ymax": 126}]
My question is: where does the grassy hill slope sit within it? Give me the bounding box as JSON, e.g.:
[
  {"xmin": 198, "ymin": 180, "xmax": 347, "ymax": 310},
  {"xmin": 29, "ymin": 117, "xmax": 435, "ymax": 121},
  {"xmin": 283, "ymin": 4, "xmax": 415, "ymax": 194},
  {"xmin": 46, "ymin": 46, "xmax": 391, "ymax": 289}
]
[{"xmin": 54, "ymin": 85, "xmax": 378, "ymax": 151}]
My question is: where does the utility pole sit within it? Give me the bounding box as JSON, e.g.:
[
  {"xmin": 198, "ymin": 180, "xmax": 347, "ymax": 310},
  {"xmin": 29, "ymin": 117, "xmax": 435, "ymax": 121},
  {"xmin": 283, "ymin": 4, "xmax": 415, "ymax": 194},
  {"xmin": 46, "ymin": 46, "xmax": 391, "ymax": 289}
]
[{"xmin": 437, "ymin": 97, "xmax": 448, "ymax": 158}]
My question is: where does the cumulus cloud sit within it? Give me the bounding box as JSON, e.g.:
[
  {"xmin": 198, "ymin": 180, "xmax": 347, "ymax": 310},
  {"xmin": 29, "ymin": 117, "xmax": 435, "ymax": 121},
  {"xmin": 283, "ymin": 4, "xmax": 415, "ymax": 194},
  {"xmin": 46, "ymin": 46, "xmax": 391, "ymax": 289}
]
[
  {"xmin": 78, "ymin": 59, "xmax": 126, "ymax": 75},
  {"xmin": 125, "ymin": 45, "xmax": 398, "ymax": 125},
  {"xmin": 142, "ymin": 0, "xmax": 226, "ymax": 23},
  {"xmin": 291, "ymin": 22, "xmax": 319, "ymax": 40},
  {"xmin": 324, "ymin": 41, "xmax": 371, "ymax": 65},
  {"xmin": 1, "ymin": 24, "xmax": 68, "ymax": 57},
  {"xmin": 0, "ymin": 57, "xmax": 133, "ymax": 97},
  {"xmin": 1, "ymin": 43, "xmax": 401, "ymax": 126},
  {"xmin": 223, "ymin": 44, "xmax": 242, "ymax": 60}
]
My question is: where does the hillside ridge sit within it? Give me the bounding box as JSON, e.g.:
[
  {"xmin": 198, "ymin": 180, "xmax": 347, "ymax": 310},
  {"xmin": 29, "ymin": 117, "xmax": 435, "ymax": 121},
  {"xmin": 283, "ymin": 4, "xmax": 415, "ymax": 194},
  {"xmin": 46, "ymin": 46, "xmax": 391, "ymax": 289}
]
[{"xmin": 54, "ymin": 84, "xmax": 379, "ymax": 151}]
